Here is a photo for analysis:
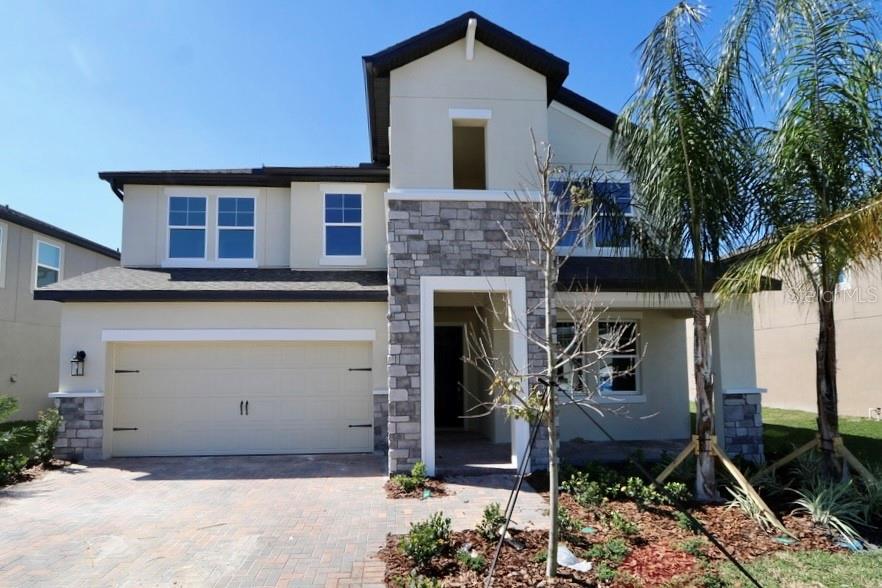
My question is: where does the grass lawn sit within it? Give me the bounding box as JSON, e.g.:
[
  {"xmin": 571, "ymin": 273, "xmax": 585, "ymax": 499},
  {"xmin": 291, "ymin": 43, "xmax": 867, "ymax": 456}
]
[
  {"xmin": 0, "ymin": 420, "xmax": 38, "ymax": 456},
  {"xmin": 718, "ymin": 549, "xmax": 882, "ymax": 587},
  {"xmin": 762, "ymin": 406, "xmax": 882, "ymax": 470}
]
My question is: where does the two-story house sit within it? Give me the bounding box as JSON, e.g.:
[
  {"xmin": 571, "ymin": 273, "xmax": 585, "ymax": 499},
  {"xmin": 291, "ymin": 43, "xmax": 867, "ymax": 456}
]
[
  {"xmin": 36, "ymin": 12, "xmax": 763, "ymax": 472},
  {"xmin": 1, "ymin": 206, "xmax": 119, "ymax": 419}
]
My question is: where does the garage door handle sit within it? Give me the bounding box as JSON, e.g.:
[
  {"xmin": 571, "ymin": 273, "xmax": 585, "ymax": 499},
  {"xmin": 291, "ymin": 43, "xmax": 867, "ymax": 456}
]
[
  {"xmin": 348, "ymin": 424, "xmax": 371, "ymax": 428},
  {"xmin": 114, "ymin": 369, "xmax": 140, "ymax": 374},
  {"xmin": 245, "ymin": 401, "xmax": 249, "ymax": 416},
  {"xmin": 240, "ymin": 400, "xmax": 243, "ymax": 415},
  {"xmin": 113, "ymin": 427, "xmax": 138, "ymax": 431},
  {"xmin": 348, "ymin": 368, "xmax": 372, "ymax": 372}
]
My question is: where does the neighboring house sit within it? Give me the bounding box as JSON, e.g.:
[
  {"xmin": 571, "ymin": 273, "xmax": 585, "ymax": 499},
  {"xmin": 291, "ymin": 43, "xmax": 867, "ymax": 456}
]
[
  {"xmin": 753, "ymin": 266, "xmax": 882, "ymax": 418},
  {"xmin": 35, "ymin": 12, "xmax": 762, "ymax": 472},
  {"xmin": 0, "ymin": 205, "xmax": 119, "ymax": 419}
]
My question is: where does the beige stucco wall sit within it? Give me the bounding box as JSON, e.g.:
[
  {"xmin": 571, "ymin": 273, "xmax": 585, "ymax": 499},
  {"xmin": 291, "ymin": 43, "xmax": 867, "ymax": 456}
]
[
  {"xmin": 557, "ymin": 309, "xmax": 691, "ymax": 442},
  {"xmin": 120, "ymin": 185, "xmax": 291, "ymax": 268},
  {"xmin": 547, "ymin": 102, "xmax": 618, "ymax": 173},
  {"xmin": 753, "ymin": 266, "xmax": 882, "ymax": 417},
  {"xmin": 389, "ymin": 39, "xmax": 548, "ymax": 190},
  {"xmin": 0, "ymin": 221, "xmax": 118, "ymax": 418},
  {"xmin": 289, "ymin": 182, "xmax": 388, "ymax": 269}
]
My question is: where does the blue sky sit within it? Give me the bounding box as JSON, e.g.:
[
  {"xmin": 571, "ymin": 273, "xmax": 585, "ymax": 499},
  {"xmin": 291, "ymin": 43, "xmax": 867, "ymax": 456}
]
[{"xmin": 0, "ymin": 1, "xmax": 736, "ymax": 250}]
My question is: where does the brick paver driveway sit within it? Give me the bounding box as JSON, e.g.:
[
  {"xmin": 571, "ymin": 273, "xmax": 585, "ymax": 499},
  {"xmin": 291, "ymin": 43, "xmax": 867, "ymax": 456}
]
[{"xmin": 0, "ymin": 455, "xmax": 548, "ymax": 587}]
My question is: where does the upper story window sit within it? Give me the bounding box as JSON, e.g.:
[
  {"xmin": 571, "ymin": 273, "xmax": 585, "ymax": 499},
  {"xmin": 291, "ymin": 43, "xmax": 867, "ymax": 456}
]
[
  {"xmin": 324, "ymin": 193, "xmax": 363, "ymax": 258},
  {"xmin": 598, "ymin": 320, "xmax": 640, "ymax": 396},
  {"xmin": 168, "ymin": 196, "xmax": 207, "ymax": 259},
  {"xmin": 452, "ymin": 118, "xmax": 487, "ymax": 190},
  {"xmin": 217, "ymin": 197, "xmax": 255, "ymax": 260},
  {"xmin": 553, "ymin": 181, "xmax": 633, "ymax": 254},
  {"xmin": 35, "ymin": 240, "xmax": 62, "ymax": 287}
]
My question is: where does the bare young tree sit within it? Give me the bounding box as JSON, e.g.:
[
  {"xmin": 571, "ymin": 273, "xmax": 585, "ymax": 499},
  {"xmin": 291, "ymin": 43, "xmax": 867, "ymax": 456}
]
[{"xmin": 461, "ymin": 135, "xmax": 637, "ymax": 579}]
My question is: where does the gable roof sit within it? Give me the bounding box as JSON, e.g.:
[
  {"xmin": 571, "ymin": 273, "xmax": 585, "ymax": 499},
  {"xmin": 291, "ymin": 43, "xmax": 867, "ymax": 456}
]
[
  {"xmin": 363, "ymin": 11, "xmax": 570, "ymax": 165},
  {"xmin": 553, "ymin": 86, "xmax": 617, "ymax": 130},
  {"xmin": 0, "ymin": 205, "xmax": 120, "ymax": 260}
]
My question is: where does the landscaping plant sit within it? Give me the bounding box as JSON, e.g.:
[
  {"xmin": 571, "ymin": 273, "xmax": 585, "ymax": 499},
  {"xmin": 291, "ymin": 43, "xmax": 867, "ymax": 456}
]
[
  {"xmin": 792, "ymin": 480, "xmax": 867, "ymax": 543},
  {"xmin": 391, "ymin": 460, "xmax": 429, "ymax": 493},
  {"xmin": 31, "ymin": 408, "xmax": 61, "ymax": 466},
  {"xmin": 398, "ymin": 512, "xmax": 451, "ymax": 568},
  {"xmin": 476, "ymin": 502, "xmax": 506, "ymax": 541}
]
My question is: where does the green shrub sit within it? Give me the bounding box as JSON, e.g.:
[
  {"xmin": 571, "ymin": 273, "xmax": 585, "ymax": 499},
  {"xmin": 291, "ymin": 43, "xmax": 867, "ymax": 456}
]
[
  {"xmin": 675, "ymin": 511, "xmax": 701, "ymax": 534},
  {"xmin": 607, "ymin": 511, "xmax": 639, "ymax": 537},
  {"xmin": 476, "ymin": 502, "xmax": 506, "ymax": 541},
  {"xmin": 392, "ymin": 461, "xmax": 430, "ymax": 493},
  {"xmin": 560, "ymin": 463, "xmax": 690, "ymax": 509},
  {"xmin": 726, "ymin": 485, "xmax": 779, "ymax": 534},
  {"xmin": 31, "ymin": 408, "xmax": 61, "ymax": 466},
  {"xmin": 399, "ymin": 512, "xmax": 451, "ymax": 567},
  {"xmin": 792, "ymin": 480, "xmax": 867, "ymax": 543},
  {"xmin": 677, "ymin": 537, "xmax": 709, "ymax": 558},
  {"xmin": 0, "ymin": 395, "xmax": 18, "ymax": 421},
  {"xmin": 532, "ymin": 549, "xmax": 547, "ymax": 563},
  {"xmin": 0, "ymin": 454, "xmax": 28, "ymax": 485},
  {"xmin": 587, "ymin": 537, "xmax": 631, "ymax": 565},
  {"xmin": 394, "ymin": 570, "xmax": 442, "ymax": 588},
  {"xmin": 455, "ymin": 548, "xmax": 486, "ymax": 571},
  {"xmin": 595, "ymin": 563, "xmax": 617, "ymax": 583},
  {"xmin": 411, "ymin": 461, "xmax": 428, "ymax": 481},
  {"xmin": 558, "ymin": 506, "xmax": 583, "ymax": 535}
]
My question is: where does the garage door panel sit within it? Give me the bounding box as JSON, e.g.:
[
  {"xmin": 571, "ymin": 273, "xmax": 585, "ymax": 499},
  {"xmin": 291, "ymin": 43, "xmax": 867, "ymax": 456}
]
[{"xmin": 113, "ymin": 341, "xmax": 373, "ymax": 457}]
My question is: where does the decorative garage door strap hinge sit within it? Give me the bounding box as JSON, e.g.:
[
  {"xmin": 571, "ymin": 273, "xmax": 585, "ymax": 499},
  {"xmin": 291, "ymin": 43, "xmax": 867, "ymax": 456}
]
[
  {"xmin": 113, "ymin": 427, "xmax": 138, "ymax": 431},
  {"xmin": 348, "ymin": 424, "xmax": 371, "ymax": 428},
  {"xmin": 114, "ymin": 369, "xmax": 140, "ymax": 374},
  {"xmin": 348, "ymin": 367, "xmax": 372, "ymax": 371}
]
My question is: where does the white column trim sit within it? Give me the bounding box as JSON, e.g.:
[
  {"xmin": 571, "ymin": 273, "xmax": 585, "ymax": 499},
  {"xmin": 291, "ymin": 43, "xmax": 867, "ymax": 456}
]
[
  {"xmin": 101, "ymin": 328, "xmax": 376, "ymax": 343},
  {"xmin": 419, "ymin": 276, "xmax": 529, "ymax": 477}
]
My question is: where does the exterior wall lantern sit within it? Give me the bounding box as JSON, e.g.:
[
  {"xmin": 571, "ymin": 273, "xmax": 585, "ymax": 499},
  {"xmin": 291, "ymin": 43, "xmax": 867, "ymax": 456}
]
[{"xmin": 70, "ymin": 350, "xmax": 86, "ymax": 377}]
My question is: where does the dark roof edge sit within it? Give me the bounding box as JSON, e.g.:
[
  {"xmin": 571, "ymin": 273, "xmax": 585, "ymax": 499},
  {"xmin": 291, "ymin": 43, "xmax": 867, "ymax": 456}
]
[
  {"xmin": 33, "ymin": 289, "xmax": 389, "ymax": 303},
  {"xmin": 553, "ymin": 87, "xmax": 618, "ymax": 130},
  {"xmin": 0, "ymin": 206, "xmax": 120, "ymax": 260},
  {"xmin": 99, "ymin": 166, "xmax": 390, "ymax": 200}
]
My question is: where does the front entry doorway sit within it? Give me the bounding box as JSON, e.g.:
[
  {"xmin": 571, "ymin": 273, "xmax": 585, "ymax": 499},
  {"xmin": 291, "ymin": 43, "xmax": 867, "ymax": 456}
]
[{"xmin": 434, "ymin": 325, "xmax": 465, "ymax": 429}]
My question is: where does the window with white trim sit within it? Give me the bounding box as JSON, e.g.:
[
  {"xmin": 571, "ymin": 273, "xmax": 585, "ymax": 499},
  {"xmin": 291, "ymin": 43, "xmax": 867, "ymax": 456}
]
[
  {"xmin": 552, "ymin": 181, "xmax": 584, "ymax": 249},
  {"xmin": 324, "ymin": 193, "xmax": 362, "ymax": 256},
  {"xmin": 593, "ymin": 183, "xmax": 633, "ymax": 249},
  {"xmin": 35, "ymin": 240, "xmax": 61, "ymax": 287},
  {"xmin": 598, "ymin": 320, "xmax": 640, "ymax": 395},
  {"xmin": 168, "ymin": 196, "xmax": 206, "ymax": 259},
  {"xmin": 555, "ymin": 322, "xmax": 584, "ymax": 395},
  {"xmin": 217, "ymin": 197, "xmax": 255, "ymax": 259}
]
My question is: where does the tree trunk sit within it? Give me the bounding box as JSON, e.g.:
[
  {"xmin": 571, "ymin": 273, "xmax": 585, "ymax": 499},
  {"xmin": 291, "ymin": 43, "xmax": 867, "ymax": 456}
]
[
  {"xmin": 816, "ymin": 289, "xmax": 841, "ymax": 477},
  {"xmin": 692, "ymin": 294, "xmax": 718, "ymax": 502},
  {"xmin": 545, "ymin": 262, "xmax": 559, "ymax": 578}
]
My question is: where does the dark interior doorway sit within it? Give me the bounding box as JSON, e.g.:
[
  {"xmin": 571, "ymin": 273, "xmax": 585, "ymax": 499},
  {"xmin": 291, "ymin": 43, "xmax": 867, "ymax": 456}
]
[{"xmin": 434, "ymin": 325, "xmax": 465, "ymax": 429}]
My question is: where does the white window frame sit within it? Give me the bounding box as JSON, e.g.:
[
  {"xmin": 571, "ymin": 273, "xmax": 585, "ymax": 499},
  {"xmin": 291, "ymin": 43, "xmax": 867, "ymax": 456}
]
[
  {"xmin": 552, "ymin": 178, "xmax": 636, "ymax": 257},
  {"xmin": 165, "ymin": 194, "xmax": 208, "ymax": 265},
  {"xmin": 320, "ymin": 183, "xmax": 366, "ymax": 266},
  {"xmin": 34, "ymin": 238, "xmax": 63, "ymax": 289},
  {"xmin": 215, "ymin": 196, "xmax": 257, "ymax": 266},
  {"xmin": 0, "ymin": 222, "xmax": 6, "ymax": 288},
  {"xmin": 596, "ymin": 319, "xmax": 643, "ymax": 401}
]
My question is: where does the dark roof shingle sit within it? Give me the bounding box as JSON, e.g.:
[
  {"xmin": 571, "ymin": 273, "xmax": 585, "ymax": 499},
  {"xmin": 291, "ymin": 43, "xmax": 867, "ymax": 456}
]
[{"xmin": 0, "ymin": 206, "xmax": 120, "ymax": 260}]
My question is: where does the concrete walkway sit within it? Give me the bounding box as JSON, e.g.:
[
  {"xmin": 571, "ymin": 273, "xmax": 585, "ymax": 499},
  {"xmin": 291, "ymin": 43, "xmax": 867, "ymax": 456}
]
[{"xmin": 0, "ymin": 455, "xmax": 548, "ymax": 587}]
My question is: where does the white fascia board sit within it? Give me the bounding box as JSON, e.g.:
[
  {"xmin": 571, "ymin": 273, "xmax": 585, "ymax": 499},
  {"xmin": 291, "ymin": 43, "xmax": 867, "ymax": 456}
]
[{"xmin": 101, "ymin": 328, "xmax": 376, "ymax": 343}]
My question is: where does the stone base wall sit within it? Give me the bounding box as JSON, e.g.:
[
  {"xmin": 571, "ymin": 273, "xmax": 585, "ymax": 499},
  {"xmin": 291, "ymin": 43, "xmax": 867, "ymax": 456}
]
[
  {"xmin": 386, "ymin": 199, "xmax": 547, "ymax": 474},
  {"xmin": 53, "ymin": 396, "xmax": 103, "ymax": 462},
  {"xmin": 722, "ymin": 392, "xmax": 764, "ymax": 463},
  {"xmin": 373, "ymin": 392, "xmax": 389, "ymax": 452}
]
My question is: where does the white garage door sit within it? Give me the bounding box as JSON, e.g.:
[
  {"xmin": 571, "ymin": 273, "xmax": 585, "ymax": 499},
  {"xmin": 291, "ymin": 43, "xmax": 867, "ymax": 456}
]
[{"xmin": 111, "ymin": 341, "xmax": 373, "ymax": 457}]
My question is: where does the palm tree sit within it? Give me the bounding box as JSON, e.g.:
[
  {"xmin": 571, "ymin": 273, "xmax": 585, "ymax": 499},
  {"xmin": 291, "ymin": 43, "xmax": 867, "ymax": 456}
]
[
  {"xmin": 715, "ymin": 0, "xmax": 882, "ymax": 475},
  {"xmin": 612, "ymin": 1, "xmax": 762, "ymax": 501}
]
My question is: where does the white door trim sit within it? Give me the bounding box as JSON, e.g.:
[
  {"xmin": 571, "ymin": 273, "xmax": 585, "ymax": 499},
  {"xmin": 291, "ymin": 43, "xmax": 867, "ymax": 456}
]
[
  {"xmin": 419, "ymin": 276, "xmax": 530, "ymax": 476},
  {"xmin": 101, "ymin": 328, "xmax": 376, "ymax": 343}
]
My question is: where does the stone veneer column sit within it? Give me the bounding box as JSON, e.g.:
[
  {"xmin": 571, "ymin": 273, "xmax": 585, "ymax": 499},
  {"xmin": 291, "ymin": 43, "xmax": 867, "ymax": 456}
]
[
  {"xmin": 722, "ymin": 389, "xmax": 765, "ymax": 463},
  {"xmin": 373, "ymin": 392, "xmax": 389, "ymax": 452},
  {"xmin": 386, "ymin": 199, "xmax": 548, "ymax": 474},
  {"xmin": 51, "ymin": 392, "xmax": 104, "ymax": 462}
]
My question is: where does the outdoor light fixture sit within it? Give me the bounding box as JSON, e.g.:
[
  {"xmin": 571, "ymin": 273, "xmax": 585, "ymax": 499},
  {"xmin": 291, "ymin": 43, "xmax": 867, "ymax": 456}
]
[{"xmin": 70, "ymin": 350, "xmax": 86, "ymax": 377}]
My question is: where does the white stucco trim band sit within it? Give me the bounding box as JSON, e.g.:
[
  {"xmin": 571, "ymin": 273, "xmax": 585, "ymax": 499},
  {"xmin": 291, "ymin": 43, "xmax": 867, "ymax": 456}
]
[
  {"xmin": 419, "ymin": 275, "xmax": 530, "ymax": 476},
  {"xmin": 100, "ymin": 328, "xmax": 376, "ymax": 343},
  {"xmin": 723, "ymin": 387, "xmax": 767, "ymax": 396},
  {"xmin": 385, "ymin": 189, "xmax": 539, "ymax": 202},
  {"xmin": 49, "ymin": 390, "xmax": 103, "ymax": 398}
]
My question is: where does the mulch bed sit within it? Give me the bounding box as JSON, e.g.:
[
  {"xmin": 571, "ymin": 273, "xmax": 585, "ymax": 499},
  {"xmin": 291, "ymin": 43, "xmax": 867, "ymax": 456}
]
[
  {"xmin": 0, "ymin": 459, "xmax": 68, "ymax": 488},
  {"xmin": 384, "ymin": 478, "xmax": 450, "ymax": 499},
  {"xmin": 379, "ymin": 491, "xmax": 842, "ymax": 586}
]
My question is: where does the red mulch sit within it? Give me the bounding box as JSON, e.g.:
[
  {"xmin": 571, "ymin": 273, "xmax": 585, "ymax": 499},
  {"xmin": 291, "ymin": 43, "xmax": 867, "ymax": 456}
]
[
  {"xmin": 379, "ymin": 490, "xmax": 842, "ymax": 587},
  {"xmin": 384, "ymin": 478, "xmax": 450, "ymax": 499}
]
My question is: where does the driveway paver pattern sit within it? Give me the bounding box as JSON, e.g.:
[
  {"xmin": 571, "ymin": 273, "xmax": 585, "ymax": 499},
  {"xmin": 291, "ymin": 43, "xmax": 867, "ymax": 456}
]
[{"xmin": 0, "ymin": 454, "xmax": 548, "ymax": 587}]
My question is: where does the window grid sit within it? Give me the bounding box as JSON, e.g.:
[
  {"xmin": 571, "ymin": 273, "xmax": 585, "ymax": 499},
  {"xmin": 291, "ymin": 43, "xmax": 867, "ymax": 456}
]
[
  {"xmin": 594, "ymin": 183, "xmax": 633, "ymax": 250},
  {"xmin": 168, "ymin": 196, "xmax": 207, "ymax": 259},
  {"xmin": 598, "ymin": 320, "xmax": 640, "ymax": 395},
  {"xmin": 217, "ymin": 197, "xmax": 255, "ymax": 260},
  {"xmin": 35, "ymin": 240, "xmax": 61, "ymax": 288},
  {"xmin": 324, "ymin": 193, "xmax": 363, "ymax": 257}
]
